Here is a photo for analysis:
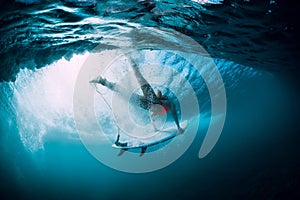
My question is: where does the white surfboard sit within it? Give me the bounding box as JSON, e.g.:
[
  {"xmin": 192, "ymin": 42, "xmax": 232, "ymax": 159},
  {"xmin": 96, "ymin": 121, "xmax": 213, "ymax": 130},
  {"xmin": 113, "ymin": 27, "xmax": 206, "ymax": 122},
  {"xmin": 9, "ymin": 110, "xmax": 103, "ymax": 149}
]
[{"xmin": 112, "ymin": 120, "xmax": 188, "ymax": 156}]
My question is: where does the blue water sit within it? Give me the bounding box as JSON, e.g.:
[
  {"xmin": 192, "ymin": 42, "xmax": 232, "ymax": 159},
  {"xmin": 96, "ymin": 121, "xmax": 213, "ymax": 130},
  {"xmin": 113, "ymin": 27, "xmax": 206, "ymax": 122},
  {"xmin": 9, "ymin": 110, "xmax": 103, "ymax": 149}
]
[{"xmin": 0, "ymin": 0, "xmax": 299, "ymax": 199}]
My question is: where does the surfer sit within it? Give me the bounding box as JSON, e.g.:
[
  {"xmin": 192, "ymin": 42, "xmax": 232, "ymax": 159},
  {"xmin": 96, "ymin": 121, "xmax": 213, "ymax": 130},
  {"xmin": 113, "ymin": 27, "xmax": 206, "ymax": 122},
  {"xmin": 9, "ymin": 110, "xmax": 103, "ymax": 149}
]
[{"xmin": 90, "ymin": 57, "xmax": 185, "ymax": 135}]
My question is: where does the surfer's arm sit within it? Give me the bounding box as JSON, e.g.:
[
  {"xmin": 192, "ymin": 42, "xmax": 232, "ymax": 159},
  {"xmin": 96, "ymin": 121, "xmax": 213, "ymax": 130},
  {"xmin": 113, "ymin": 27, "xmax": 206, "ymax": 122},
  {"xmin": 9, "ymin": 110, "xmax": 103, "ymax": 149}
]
[{"xmin": 169, "ymin": 102, "xmax": 183, "ymax": 131}]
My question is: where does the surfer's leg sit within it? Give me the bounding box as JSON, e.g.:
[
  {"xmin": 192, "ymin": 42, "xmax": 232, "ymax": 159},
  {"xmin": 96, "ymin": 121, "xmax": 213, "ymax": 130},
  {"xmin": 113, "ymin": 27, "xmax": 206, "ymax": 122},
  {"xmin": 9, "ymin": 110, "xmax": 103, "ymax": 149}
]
[
  {"xmin": 129, "ymin": 58, "xmax": 160, "ymax": 104},
  {"xmin": 130, "ymin": 94, "xmax": 151, "ymax": 110}
]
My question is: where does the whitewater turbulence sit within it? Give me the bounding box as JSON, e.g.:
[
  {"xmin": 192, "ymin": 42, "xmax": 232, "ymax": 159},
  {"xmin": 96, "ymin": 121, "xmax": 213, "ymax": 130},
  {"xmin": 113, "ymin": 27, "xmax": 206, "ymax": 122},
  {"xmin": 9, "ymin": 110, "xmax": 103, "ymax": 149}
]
[{"xmin": 11, "ymin": 54, "xmax": 90, "ymax": 151}]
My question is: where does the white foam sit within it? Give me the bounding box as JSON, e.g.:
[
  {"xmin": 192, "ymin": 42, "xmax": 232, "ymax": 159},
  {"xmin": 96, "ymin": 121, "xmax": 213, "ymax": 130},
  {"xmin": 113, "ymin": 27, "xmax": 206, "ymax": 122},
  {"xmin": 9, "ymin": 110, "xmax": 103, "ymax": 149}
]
[{"xmin": 13, "ymin": 53, "xmax": 89, "ymax": 151}]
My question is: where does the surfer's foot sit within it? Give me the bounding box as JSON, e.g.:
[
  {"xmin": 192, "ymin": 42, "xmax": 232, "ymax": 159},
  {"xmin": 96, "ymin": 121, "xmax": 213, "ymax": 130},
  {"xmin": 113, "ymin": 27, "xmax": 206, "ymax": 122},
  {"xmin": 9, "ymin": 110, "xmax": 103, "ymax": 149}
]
[
  {"xmin": 90, "ymin": 76, "xmax": 116, "ymax": 90},
  {"xmin": 94, "ymin": 76, "xmax": 107, "ymax": 85}
]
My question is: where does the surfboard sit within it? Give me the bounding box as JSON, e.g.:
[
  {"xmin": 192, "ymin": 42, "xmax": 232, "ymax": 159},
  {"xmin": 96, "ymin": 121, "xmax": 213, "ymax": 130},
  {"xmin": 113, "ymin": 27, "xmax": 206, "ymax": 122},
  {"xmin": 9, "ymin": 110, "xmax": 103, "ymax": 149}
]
[{"xmin": 112, "ymin": 120, "xmax": 188, "ymax": 156}]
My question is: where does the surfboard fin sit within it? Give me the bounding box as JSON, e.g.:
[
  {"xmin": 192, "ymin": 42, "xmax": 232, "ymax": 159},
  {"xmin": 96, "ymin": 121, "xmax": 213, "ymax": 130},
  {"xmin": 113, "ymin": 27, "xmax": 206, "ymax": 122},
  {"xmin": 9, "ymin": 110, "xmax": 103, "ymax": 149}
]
[
  {"xmin": 140, "ymin": 147, "xmax": 147, "ymax": 157},
  {"xmin": 118, "ymin": 149, "xmax": 128, "ymax": 156}
]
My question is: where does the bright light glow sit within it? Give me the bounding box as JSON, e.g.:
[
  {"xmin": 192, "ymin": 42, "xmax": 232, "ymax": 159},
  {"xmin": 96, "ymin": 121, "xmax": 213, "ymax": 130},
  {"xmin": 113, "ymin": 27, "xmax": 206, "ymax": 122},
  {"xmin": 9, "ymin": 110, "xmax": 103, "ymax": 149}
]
[{"xmin": 13, "ymin": 53, "xmax": 89, "ymax": 151}]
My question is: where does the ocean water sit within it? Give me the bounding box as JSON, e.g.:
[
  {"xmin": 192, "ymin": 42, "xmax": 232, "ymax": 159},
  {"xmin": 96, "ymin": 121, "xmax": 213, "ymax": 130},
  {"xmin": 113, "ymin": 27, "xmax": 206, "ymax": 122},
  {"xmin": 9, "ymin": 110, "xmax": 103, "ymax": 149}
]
[{"xmin": 0, "ymin": 0, "xmax": 299, "ymax": 199}]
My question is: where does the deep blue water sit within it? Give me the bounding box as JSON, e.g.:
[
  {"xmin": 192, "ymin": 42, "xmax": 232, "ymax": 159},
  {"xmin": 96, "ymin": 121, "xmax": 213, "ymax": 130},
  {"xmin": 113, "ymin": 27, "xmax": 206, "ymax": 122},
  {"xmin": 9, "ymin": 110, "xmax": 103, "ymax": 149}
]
[{"xmin": 0, "ymin": 0, "xmax": 300, "ymax": 199}]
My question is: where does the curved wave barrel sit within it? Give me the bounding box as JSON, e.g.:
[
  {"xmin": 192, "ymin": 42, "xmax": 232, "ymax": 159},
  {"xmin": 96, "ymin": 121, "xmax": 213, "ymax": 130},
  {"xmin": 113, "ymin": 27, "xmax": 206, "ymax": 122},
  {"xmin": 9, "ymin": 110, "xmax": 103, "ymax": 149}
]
[{"xmin": 0, "ymin": 0, "xmax": 299, "ymax": 199}]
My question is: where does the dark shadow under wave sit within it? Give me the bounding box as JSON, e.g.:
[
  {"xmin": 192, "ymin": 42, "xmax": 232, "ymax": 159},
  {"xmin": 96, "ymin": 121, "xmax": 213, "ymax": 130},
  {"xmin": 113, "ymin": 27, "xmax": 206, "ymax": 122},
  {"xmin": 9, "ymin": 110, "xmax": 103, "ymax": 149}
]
[{"xmin": 0, "ymin": 0, "xmax": 298, "ymax": 82}]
